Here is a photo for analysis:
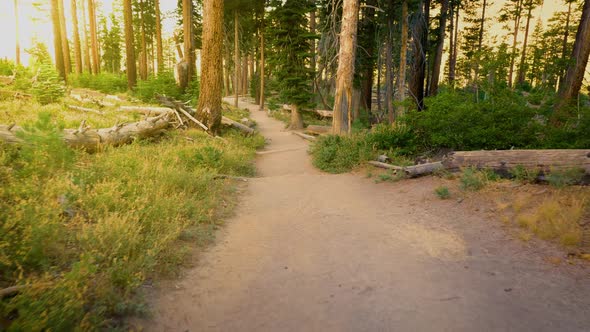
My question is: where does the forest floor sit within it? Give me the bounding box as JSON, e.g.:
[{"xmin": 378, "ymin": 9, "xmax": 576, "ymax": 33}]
[{"xmin": 135, "ymin": 97, "xmax": 590, "ymax": 332}]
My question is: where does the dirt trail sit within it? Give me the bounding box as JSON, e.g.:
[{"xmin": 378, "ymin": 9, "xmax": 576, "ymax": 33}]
[{"xmin": 143, "ymin": 98, "xmax": 590, "ymax": 331}]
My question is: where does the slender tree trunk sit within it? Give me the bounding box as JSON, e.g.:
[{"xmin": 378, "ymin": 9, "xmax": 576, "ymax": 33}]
[
  {"xmin": 183, "ymin": 0, "xmax": 194, "ymax": 83},
  {"xmin": 558, "ymin": 0, "xmax": 590, "ymax": 107},
  {"xmin": 14, "ymin": 0, "xmax": 20, "ymax": 66},
  {"xmin": 259, "ymin": 18, "xmax": 265, "ymax": 111},
  {"xmin": 508, "ymin": 0, "xmax": 523, "ymax": 88},
  {"xmin": 396, "ymin": 0, "xmax": 408, "ymax": 117},
  {"xmin": 155, "ymin": 0, "xmax": 164, "ymax": 74},
  {"xmin": 51, "ymin": 0, "xmax": 66, "ymax": 80},
  {"xmin": 559, "ymin": 1, "xmax": 573, "ymax": 89},
  {"xmin": 386, "ymin": 0, "xmax": 394, "ymax": 123},
  {"xmin": 517, "ymin": 2, "xmax": 533, "ymax": 85},
  {"xmin": 377, "ymin": 45, "xmax": 382, "ymax": 113},
  {"xmin": 123, "ymin": 0, "xmax": 136, "ymax": 89},
  {"xmin": 71, "ymin": 0, "xmax": 82, "ymax": 74},
  {"xmin": 429, "ymin": 0, "xmax": 449, "ymax": 96},
  {"xmin": 447, "ymin": 0, "xmax": 454, "ymax": 84},
  {"xmin": 449, "ymin": 2, "xmax": 459, "ymax": 85},
  {"xmin": 234, "ymin": 10, "xmax": 239, "ymax": 107},
  {"xmin": 88, "ymin": 0, "xmax": 99, "ymax": 74},
  {"xmin": 140, "ymin": 0, "xmax": 148, "ymax": 80},
  {"xmin": 224, "ymin": 45, "xmax": 231, "ymax": 95},
  {"xmin": 409, "ymin": 0, "xmax": 428, "ymax": 111},
  {"xmin": 474, "ymin": 0, "xmax": 487, "ymax": 95},
  {"xmin": 196, "ymin": 0, "xmax": 224, "ymax": 134},
  {"xmin": 58, "ymin": 0, "xmax": 71, "ymax": 73},
  {"xmin": 81, "ymin": 0, "xmax": 91, "ymax": 73},
  {"xmin": 310, "ymin": 5, "xmax": 317, "ymax": 92},
  {"xmin": 332, "ymin": 0, "xmax": 360, "ymax": 135},
  {"xmin": 248, "ymin": 53, "xmax": 254, "ymax": 96},
  {"xmin": 360, "ymin": 0, "xmax": 377, "ymax": 112}
]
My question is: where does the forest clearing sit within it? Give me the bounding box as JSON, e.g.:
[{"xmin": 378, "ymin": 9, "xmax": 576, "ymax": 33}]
[{"xmin": 1, "ymin": 0, "xmax": 590, "ymax": 330}]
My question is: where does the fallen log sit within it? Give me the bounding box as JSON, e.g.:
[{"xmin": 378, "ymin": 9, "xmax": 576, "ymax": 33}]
[
  {"xmin": 0, "ymin": 113, "xmax": 171, "ymax": 152},
  {"xmin": 367, "ymin": 161, "xmax": 443, "ymax": 177},
  {"xmin": 222, "ymin": 116, "xmax": 255, "ymax": 135},
  {"xmin": 315, "ymin": 110, "xmax": 333, "ymax": 118},
  {"xmin": 443, "ymin": 150, "xmax": 590, "ymax": 174},
  {"xmin": 119, "ymin": 106, "xmax": 171, "ymax": 114},
  {"xmin": 305, "ymin": 125, "xmax": 331, "ymax": 135},
  {"xmin": 68, "ymin": 105, "xmax": 104, "ymax": 114},
  {"xmin": 292, "ymin": 131, "xmax": 316, "ymax": 141}
]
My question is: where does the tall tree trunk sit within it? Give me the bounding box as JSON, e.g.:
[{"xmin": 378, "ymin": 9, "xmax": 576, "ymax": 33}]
[
  {"xmin": 196, "ymin": 0, "xmax": 224, "ymax": 134},
  {"xmin": 396, "ymin": 0, "xmax": 408, "ymax": 116},
  {"xmin": 447, "ymin": 0, "xmax": 454, "ymax": 84},
  {"xmin": 248, "ymin": 53, "xmax": 254, "ymax": 96},
  {"xmin": 139, "ymin": 0, "xmax": 148, "ymax": 80},
  {"xmin": 558, "ymin": 0, "xmax": 590, "ymax": 107},
  {"xmin": 81, "ymin": 0, "xmax": 91, "ymax": 73},
  {"xmin": 123, "ymin": 0, "xmax": 136, "ymax": 89},
  {"xmin": 183, "ymin": 0, "xmax": 194, "ymax": 84},
  {"xmin": 224, "ymin": 45, "xmax": 231, "ymax": 95},
  {"xmin": 559, "ymin": 1, "xmax": 574, "ymax": 89},
  {"xmin": 360, "ymin": 0, "xmax": 377, "ymax": 112},
  {"xmin": 409, "ymin": 0, "xmax": 428, "ymax": 111},
  {"xmin": 386, "ymin": 0, "xmax": 394, "ymax": 123},
  {"xmin": 310, "ymin": 5, "xmax": 316, "ymax": 92},
  {"xmin": 155, "ymin": 0, "xmax": 164, "ymax": 74},
  {"xmin": 332, "ymin": 0, "xmax": 360, "ymax": 135},
  {"xmin": 449, "ymin": 2, "xmax": 459, "ymax": 85},
  {"xmin": 517, "ymin": 2, "xmax": 533, "ymax": 85},
  {"xmin": 259, "ymin": 17, "xmax": 265, "ymax": 111},
  {"xmin": 88, "ymin": 0, "xmax": 99, "ymax": 74},
  {"xmin": 508, "ymin": 0, "xmax": 523, "ymax": 88},
  {"xmin": 429, "ymin": 0, "xmax": 449, "ymax": 96},
  {"xmin": 58, "ymin": 0, "xmax": 71, "ymax": 73},
  {"xmin": 234, "ymin": 10, "xmax": 239, "ymax": 107},
  {"xmin": 71, "ymin": 0, "xmax": 82, "ymax": 74},
  {"xmin": 473, "ymin": 0, "xmax": 487, "ymax": 96},
  {"xmin": 14, "ymin": 0, "xmax": 20, "ymax": 66},
  {"xmin": 51, "ymin": 0, "xmax": 66, "ymax": 80}
]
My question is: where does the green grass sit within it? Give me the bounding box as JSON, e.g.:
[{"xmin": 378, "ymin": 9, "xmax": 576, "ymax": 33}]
[
  {"xmin": 0, "ymin": 99, "xmax": 264, "ymax": 330},
  {"xmin": 435, "ymin": 186, "xmax": 451, "ymax": 199}
]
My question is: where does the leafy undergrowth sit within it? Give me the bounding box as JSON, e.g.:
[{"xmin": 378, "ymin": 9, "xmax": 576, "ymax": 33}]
[{"xmin": 0, "ymin": 103, "xmax": 264, "ymax": 330}]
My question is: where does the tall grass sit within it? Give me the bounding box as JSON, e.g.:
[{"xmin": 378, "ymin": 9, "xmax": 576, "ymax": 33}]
[{"xmin": 0, "ymin": 112, "xmax": 264, "ymax": 330}]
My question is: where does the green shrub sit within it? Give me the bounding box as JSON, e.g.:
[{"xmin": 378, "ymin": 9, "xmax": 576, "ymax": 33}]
[
  {"xmin": 510, "ymin": 165, "xmax": 540, "ymax": 183},
  {"xmin": 30, "ymin": 63, "xmax": 66, "ymax": 105},
  {"xmin": 460, "ymin": 167, "xmax": 491, "ymax": 191},
  {"xmin": 69, "ymin": 72, "xmax": 127, "ymax": 94},
  {"xmin": 365, "ymin": 123, "xmax": 417, "ymax": 156},
  {"xmin": 133, "ymin": 72, "xmax": 184, "ymax": 102},
  {"xmin": 310, "ymin": 134, "xmax": 372, "ymax": 173},
  {"xmin": 435, "ymin": 186, "xmax": 451, "ymax": 199},
  {"xmin": 546, "ymin": 168, "xmax": 586, "ymax": 188}
]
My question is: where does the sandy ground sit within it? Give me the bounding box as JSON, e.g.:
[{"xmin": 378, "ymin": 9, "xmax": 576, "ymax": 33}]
[{"xmin": 139, "ymin": 98, "xmax": 590, "ymax": 332}]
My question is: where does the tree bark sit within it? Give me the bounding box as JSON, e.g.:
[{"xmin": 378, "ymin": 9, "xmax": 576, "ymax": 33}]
[
  {"xmin": 508, "ymin": 0, "xmax": 523, "ymax": 88},
  {"xmin": 429, "ymin": 0, "xmax": 449, "ymax": 96},
  {"xmin": 139, "ymin": 0, "xmax": 148, "ymax": 80},
  {"xmin": 71, "ymin": 0, "xmax": 83, "ymax": 74},
  {"xmin": 396, "ymin": 0, "xmax": 408, "ymax": 116},
  {"xmin": 81, "ymin": 0, "xmax": 91, "ymax": 73},
  {"xmin": 183, "ymin": 0, "xmax": 194, "ymax": 86},
  {"xmin": 51, "ymin": 0, "xmax": 66, "ymax": 81},
  {"xmin": 58, "ymin": 0, "xmax": 71, "ymax": 74},
  {"xmin": 558, "ymin": 0, "xmax": 590, "ymax": 107},
  {"xmin": 310, "ymin": 5, "xmax": 316, "ymax": 92},
  {"xmin": 360, "ymin": 0, "xmax": 377, "ymax": 112},
  {"xmin": 88, "ymin": 0, "xmax": 100, "ymax": 74},
  {"xmin": 386, "ymin": 0, "xmax": 394, "ymax": 123},
  {"xmin": 332, "ymin": 0, "xmax": 360, "ymax": 135},
  {"xmin": 155, "ymin": 0, "xmax": 164, "ymax": 74},
  {"xmin": 517, "ymin": 1, "xmax": 534, "ymax": 85},
  {"xmin": 123, "ymin": 0, "xmax": 136, "ymax": 89},
  {"xmin": 259, "ymin": 17, "xmax": 265, "ymax": 111},
  {"xmin": 234, "ymin": 10, "xmax": 239, "ymax": 107},
  {"xmin": 559, "ymin": 1, "xmax": 573, "ymax": 87},
  {"xmin": 443, "ymin": 150, "xmax": 590, "ymax": 174},
  {"xmin": 196, "ymin": 0, "xmax": 224, "ymax": 134},
  {"xmin": 449, "ymin": 2, "xmax": 459, "ymax": 85},
  {"xmin": 409, "ymin": 0, "xmax": 428, "ymax": 111},
  {"xmin": 14, "ymin": 0, "xmax": 20, "ymax": 66},
  {"xmin": 289, "ymin": 104, "xmax": 304, "ymax": 130}
]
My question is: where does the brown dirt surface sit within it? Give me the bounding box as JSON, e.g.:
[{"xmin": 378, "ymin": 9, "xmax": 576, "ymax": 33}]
[{"xmin": 136, "ymin": 97, "xmax": 590, "ymax": 332}]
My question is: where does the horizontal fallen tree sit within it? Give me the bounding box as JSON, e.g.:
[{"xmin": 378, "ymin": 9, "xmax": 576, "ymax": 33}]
[
  {"xmin": 282, "ymin": 104, "xmax": 334, "ymax": 118},
  {"xmin": 368, "ymin": 149, "xmax": 590, "ymax": 179},
  {"xmin": 442, "ymin": 150, "xmax": 590, "ymax": 174},
  {"xmin": 305, "ymin": 125, "xmax": 331, "ymax": 135},
  {"xmin": 0, "ymin": 113, "xmax": 172, "ymax": 152}
]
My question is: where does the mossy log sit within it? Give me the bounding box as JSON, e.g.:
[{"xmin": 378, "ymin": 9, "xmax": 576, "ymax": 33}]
[{"xmin": 0, "ymin": 113, "xmax": 171, "ymax": 152}]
